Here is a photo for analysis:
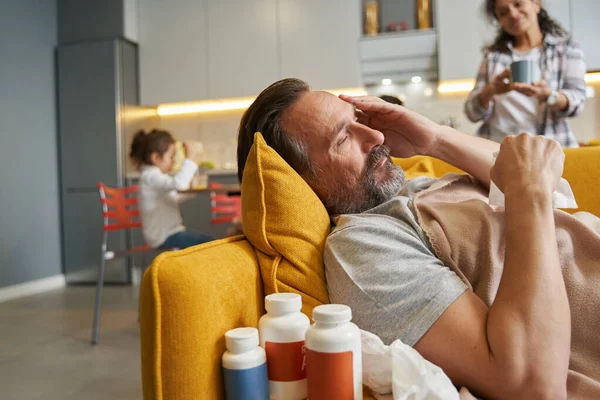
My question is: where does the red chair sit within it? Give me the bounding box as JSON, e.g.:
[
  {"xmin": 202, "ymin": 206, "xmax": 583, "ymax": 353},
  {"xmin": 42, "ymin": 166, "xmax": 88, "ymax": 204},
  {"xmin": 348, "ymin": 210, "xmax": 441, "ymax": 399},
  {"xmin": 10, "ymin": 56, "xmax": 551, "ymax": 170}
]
[
  {"xmin": 209, "ymin": 182, "xmax": 241, "ymax": 225},
  {"xmin": 92, "ymin": 182, "xmax": 175, "ymax": 345}
]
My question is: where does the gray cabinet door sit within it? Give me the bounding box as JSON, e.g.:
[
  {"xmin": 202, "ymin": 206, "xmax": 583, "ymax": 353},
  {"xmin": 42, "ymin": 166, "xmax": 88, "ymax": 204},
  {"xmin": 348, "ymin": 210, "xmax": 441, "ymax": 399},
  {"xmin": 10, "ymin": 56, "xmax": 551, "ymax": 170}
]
[{"xmin": 58, "ymin": 40, "xmax": 121, "ymax": 189}]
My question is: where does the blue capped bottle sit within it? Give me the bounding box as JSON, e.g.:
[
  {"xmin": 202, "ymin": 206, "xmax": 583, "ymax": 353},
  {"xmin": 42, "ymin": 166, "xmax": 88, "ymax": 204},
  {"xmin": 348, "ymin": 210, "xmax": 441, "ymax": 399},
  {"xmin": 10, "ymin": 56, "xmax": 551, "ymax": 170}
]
[{"xmin": 222, "ymin": 327, "xmax": 269, "ymax": 400}]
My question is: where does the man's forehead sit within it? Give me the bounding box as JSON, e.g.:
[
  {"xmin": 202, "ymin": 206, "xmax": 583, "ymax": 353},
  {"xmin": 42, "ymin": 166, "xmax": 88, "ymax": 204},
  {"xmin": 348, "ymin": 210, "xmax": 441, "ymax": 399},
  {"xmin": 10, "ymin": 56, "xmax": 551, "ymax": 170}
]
[{"xmin": 286, "ymin": 91, "xmax": 352, "ymax": 129}]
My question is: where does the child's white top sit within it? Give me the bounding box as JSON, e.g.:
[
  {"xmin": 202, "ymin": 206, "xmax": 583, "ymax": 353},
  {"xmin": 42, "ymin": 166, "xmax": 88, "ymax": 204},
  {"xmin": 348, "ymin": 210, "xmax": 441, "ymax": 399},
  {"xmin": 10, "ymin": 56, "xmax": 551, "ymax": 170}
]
[{"xmin": 139, "ymin": 159, "xmax": 198, "ymax": 248}]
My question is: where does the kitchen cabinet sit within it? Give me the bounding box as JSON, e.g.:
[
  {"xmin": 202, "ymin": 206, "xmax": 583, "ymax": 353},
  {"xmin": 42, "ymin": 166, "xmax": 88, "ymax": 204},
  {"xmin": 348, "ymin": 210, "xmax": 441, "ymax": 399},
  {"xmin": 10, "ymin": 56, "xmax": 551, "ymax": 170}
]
[
  {"xmin": 58, "ymin": 0, "xmax": 138, "ymax": 44},
  {"xmin": 278, "ymin": 0, "xmax": 362, "ymax": 89},
  {"xmin": 139, "ymin": 0, "xmax": 362, "ymax": 105},
  {"xmin": 207, "ymin": 0, "xmax": 279, "ymax": 99},
  {"xmin": 360, "ymin": 30, "xmax": 438, "ymax": 85},
  {"xmin": 436, "ymin": 0, "xmax": 573, "ymax": 82},
  {"xmin": 435, "ymin": 0, "xmax": 496, "ymax": 81},
  {"xmin": 570, "ymin": 0, "xmax": 600, "ymax": 71},
  {"xmin": 139, "ymin": 0, "xmax": 209, "ymax": 105}
]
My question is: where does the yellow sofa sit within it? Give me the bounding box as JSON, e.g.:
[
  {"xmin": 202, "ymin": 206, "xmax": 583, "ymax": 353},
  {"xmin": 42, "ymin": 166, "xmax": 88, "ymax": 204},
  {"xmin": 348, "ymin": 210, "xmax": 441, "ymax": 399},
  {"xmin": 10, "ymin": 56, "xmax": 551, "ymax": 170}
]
[{"xmin": 140, "ymin": 141, "xmax": 600, "ymax": 400}]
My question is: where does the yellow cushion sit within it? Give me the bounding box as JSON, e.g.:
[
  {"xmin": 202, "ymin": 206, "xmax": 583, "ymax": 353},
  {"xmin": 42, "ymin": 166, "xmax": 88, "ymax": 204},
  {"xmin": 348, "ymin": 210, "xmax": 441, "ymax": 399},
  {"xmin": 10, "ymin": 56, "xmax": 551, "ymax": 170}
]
[
  {"xmin": 241, "ymin": 132, "xmax": 331, "ymax": 315},
  {"xmin": 393, "ymin": 155, "xmax": 464, "ymax": 179}
]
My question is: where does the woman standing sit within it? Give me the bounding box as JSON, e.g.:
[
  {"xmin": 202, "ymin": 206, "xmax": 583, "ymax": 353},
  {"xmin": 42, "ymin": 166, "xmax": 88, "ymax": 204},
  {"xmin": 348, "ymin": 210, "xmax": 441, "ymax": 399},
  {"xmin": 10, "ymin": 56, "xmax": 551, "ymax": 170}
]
[{"xmin": 465, "ymin": 0, "xmax": 586, "ymax": 147}]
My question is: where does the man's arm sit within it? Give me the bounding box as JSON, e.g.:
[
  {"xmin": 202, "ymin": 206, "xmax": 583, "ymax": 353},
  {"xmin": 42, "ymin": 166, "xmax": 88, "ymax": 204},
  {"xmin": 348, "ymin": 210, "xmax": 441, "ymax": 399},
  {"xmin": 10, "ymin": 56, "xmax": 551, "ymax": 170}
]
[
  {"xmin": 428, "ymin": 126, "xmax": 499, "ymax": 189},
  {"xmin": 340, "ymin": 95, "xmax": 499, "ymax": 189},
  {"xmin": 415, "ymin": 134, "xmax": 570, "ymax": 399}
]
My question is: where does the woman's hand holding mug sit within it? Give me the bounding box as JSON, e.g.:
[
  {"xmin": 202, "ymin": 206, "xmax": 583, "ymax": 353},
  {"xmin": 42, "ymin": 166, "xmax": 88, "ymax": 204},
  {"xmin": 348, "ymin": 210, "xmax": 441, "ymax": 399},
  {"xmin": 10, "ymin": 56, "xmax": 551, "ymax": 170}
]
[{"xmin": 479, "ymin": 69, "xmax": 513, "ymax": 109}]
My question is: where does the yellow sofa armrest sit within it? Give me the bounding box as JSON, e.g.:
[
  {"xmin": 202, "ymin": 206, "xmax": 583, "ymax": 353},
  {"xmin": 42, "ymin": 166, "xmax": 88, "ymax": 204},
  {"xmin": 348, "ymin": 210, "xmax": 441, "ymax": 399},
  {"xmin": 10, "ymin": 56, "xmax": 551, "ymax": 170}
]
[
  {"xmin": 140, "ymin": 237, "xmax": 264, "ymax": 400},
  {"xmin": 563, "ymin": 147, "xmax": 600, "ymax": 217}
]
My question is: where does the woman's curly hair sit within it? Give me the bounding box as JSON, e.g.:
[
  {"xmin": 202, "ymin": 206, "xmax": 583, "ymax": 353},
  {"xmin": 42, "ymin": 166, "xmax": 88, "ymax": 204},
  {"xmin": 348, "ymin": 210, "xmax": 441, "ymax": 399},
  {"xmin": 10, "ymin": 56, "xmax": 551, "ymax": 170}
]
[{"xmin": 484, "ymin": 0, "xmax": 568, "ymax": 52}]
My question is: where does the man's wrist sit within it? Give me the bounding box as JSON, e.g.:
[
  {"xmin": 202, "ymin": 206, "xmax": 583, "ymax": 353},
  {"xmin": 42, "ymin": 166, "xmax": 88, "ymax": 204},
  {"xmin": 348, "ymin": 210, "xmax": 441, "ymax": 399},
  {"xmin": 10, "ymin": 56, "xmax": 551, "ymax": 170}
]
[
  {"xmin": 504, "ymin": 183, "xmax": 553, "ymax": 205},
  {"xmin": 425, "ymin": 125, "xmax": 453, "ymax": 158}
]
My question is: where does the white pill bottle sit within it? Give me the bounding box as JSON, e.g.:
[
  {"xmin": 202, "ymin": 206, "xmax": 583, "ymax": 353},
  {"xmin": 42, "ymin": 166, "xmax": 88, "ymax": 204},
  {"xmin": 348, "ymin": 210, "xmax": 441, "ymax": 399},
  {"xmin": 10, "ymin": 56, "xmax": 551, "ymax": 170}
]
[
  {"xmin": 305, "ymin": 304, "xmax": 362, "ymax": 400},
  {"xmin": 259, "ymin": 293, "xmax": 310, "ymax": 399}
]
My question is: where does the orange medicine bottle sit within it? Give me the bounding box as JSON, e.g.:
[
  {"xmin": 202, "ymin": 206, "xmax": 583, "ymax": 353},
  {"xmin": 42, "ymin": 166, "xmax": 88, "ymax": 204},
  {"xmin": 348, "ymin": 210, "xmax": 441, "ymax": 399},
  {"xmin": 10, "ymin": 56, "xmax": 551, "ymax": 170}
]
[
  {"xmin": 258, "ymin": 293, "xmax": 310, "ymax": 399},
  {"xmin": 305, "ymin": 304, "xmax": 363, "ymax": 400}
]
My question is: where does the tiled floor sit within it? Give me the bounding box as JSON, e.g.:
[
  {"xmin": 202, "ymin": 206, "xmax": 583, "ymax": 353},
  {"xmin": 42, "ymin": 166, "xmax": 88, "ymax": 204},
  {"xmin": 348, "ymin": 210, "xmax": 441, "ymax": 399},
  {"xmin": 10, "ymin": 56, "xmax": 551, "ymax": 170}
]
[{"xmin": 0, "ymin": 286, "xmax": 142, "ymax": 400}]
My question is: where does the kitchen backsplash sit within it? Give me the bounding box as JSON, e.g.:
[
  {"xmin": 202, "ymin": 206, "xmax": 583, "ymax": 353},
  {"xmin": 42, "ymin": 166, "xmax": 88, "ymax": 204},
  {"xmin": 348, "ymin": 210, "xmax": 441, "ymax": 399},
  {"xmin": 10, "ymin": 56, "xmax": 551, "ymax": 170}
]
[
  {"xmin": 127, "ymin": 81, "xmax": 599, "ymax": 176},
  {"xmin": 157, "ymin": 111, "xmax": 242, "ymax": 170}
]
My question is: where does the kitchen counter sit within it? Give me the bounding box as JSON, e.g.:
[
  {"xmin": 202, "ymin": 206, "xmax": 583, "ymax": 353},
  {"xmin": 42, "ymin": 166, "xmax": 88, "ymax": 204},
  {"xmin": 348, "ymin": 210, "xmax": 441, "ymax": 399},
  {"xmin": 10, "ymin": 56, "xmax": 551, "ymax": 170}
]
[{"xmin": 125, "ymin": 168, "xmax": 238, "ymax": 180}]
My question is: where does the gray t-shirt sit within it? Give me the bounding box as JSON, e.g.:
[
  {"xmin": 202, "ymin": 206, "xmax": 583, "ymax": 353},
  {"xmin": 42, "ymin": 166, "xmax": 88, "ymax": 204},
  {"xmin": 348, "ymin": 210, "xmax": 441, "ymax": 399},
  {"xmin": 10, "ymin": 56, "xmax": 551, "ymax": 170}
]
[{"xmin": 324, "ymin": 177, "xmax": 467, "ymax": 346}]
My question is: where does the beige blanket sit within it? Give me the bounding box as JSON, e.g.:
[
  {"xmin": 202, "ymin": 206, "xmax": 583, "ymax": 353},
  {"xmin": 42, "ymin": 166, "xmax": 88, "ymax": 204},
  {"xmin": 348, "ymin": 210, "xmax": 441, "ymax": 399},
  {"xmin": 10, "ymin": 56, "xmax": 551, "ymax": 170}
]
[{"xmin": 413, "ymin": 174, "xmax": 600, "ymax": 399}]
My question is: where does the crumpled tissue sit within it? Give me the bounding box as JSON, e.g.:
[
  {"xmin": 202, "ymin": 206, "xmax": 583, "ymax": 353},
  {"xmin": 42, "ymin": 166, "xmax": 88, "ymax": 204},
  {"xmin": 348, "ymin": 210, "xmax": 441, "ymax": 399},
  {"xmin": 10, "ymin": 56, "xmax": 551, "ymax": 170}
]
[
  {"xmin": 489, "ymin": 152, "xmax": 578, "ymax": 209},
  {"xmin": 361, "ymin": 330, "xmax": 459, "ymax": 400}
]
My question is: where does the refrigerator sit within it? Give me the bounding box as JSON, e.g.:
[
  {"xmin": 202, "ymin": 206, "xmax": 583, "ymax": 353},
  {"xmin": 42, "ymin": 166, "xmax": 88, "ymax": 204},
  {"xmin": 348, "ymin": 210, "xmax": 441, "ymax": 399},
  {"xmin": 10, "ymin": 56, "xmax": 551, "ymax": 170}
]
[{"xmin": 57, "ymin": 38, "xmax": 152, "ymax": 284}]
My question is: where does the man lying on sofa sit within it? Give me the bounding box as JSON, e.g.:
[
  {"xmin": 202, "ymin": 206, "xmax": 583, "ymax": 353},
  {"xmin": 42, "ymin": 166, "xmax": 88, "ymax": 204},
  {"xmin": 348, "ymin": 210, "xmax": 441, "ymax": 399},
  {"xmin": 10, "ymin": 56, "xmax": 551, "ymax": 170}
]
[{"xmin": 237, "ymin": 78, "xmax": 600, "ymax": 399}]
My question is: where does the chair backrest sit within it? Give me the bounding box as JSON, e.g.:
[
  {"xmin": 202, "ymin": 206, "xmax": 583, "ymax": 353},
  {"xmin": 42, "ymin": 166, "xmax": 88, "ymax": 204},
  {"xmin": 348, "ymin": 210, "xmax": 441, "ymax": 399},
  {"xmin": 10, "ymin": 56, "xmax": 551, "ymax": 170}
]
[
  {"xmin": 209, "ymin": 182, "xmax": 241, "ymax": 225},
  {"xmin": 98, "ymin": 182, "xmax": 142, "ymax": 232}
]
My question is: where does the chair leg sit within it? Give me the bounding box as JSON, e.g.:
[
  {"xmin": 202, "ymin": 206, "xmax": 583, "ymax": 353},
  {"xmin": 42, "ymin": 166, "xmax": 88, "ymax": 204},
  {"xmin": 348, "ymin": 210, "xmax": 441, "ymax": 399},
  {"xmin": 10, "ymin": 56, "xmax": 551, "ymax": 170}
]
[
  {"xmin": 91, "ymin": 249, "xmax": 107, "ymax": 345},
  {"xmin": 125, "ymin": 253, "xmax": 133, "ymax": 285}
]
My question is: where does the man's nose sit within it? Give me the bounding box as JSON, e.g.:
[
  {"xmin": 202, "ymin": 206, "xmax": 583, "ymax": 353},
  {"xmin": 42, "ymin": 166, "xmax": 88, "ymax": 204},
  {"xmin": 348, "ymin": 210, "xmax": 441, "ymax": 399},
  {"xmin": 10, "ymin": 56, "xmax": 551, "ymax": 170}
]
[{"xmin": 352, "ymin": 122, "xmax": 384, "ymax": 153}]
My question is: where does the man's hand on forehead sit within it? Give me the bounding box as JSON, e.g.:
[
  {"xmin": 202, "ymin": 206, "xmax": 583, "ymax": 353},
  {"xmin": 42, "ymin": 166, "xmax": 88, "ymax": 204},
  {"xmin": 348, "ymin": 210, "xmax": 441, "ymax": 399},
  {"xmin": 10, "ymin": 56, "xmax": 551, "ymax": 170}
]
[{"xmin": 338, "ymin": 94, "xmax": 441, "ymax": 159}]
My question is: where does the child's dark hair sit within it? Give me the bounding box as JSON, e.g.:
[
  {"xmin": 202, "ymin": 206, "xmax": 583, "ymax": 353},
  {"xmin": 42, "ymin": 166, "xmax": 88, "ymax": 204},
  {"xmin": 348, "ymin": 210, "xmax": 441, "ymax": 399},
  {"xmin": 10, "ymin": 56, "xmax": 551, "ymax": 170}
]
[{"xmin": 129, "ymin": 129, "xmax": 175, "ymax": 168}]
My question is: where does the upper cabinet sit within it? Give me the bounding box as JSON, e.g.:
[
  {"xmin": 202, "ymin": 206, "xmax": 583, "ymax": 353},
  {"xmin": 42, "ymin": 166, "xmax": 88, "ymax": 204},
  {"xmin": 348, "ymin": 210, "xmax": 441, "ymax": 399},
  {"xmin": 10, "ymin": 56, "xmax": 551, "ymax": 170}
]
[
  {"xmin": 570, "ymin": 0, "xmax": 600, "ymax": 71},
  {"xmin": 278, "ymin": 0, "xmax": 362, "ymax": 90},
  {"xmin": 139, "ymin": 0, "xmax": 209, "ymax": 105},
  {"xmin": 435, "ymin": 0, "xmax": 496, "ymax": 81},
  {"xmin": 436, "ymin": 0, "xmax": 576, "ymax": 82},
  {"xmin": 139, "ymin": 0, "xmax": 361, "ymax": 105},
  {"xmin": 58, "ymin": 0, "xmax": 138, "ymax": 44},
  {"xmin": 360, "ymin": 30, "xmax": 438, "ymax": 85},
  {"xmin": 207, "ymin": 0, "xmax": 279, "ymax": 99}
]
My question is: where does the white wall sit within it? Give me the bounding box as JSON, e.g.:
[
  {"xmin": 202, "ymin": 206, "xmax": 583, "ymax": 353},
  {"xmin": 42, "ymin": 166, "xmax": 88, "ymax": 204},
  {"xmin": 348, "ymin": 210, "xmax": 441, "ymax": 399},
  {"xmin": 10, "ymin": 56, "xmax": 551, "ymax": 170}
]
[{"xmin": 0, "ymin": 0, "xmax": 62, "ymax": 287}]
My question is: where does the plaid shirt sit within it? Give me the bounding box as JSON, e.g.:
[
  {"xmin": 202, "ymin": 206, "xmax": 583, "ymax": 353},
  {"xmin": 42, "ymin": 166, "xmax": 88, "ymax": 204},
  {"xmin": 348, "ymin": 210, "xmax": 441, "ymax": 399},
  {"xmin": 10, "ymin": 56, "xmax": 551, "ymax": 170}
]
[{"xmin": 465, "ymin": 34, "xmax": 586, "ymax": 147}]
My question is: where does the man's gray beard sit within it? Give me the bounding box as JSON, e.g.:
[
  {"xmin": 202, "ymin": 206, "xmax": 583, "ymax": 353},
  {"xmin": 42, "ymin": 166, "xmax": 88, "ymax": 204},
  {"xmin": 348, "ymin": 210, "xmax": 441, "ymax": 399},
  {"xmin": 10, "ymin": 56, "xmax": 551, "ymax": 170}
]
[{"xmin": 321, "ymin": 147, "xmax": 406, "ymax": 215}]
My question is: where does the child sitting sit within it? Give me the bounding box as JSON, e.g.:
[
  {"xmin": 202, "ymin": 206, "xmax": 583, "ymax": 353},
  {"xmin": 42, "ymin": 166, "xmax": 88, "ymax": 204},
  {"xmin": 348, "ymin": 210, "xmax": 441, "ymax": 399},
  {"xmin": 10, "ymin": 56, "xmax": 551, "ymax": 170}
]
[{"xmin": 130, "ymin": 129, "xmax": 214, "ymax": 249}]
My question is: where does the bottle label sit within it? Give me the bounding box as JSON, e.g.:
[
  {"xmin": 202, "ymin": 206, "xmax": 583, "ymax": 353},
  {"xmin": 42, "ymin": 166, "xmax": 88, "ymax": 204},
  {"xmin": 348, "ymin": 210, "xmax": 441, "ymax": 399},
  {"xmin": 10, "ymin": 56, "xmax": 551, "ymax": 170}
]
[
  {"xmin": 223, "ymin": 363, "xmax": 269, "ymax": 400},
  {"xmin": 264, "ymin": 340, "xmax": 306, "ymax": 382},
  {"xmin": 305, "ymin": 349, "xmax": 354, "ymax": 400}
]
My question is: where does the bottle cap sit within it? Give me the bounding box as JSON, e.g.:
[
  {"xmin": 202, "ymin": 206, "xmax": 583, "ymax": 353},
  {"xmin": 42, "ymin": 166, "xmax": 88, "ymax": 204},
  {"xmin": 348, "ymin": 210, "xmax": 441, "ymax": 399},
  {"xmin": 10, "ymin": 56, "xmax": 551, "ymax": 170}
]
[
  {"xmin": 312, "ymin": 304, "xmax": 352, "ymax": 324},
  {"xmin": 225, "ymin": 327, "xmax": 259, "ymax": 354},
  {"xmin": 265, "ymin": 293, "xmax": 302, "ymax": 315}
]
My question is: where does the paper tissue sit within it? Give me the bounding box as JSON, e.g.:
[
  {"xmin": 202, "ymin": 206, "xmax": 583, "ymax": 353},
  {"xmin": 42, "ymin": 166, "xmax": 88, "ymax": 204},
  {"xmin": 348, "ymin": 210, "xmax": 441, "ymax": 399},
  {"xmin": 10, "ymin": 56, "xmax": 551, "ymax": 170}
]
[
  {"xmin": 489, "ymin": 152, "xmax": 578, "ymax": 209},
  {"xmin": 361, "ymin": 330, "xmax": 459, "ymax": 400}
]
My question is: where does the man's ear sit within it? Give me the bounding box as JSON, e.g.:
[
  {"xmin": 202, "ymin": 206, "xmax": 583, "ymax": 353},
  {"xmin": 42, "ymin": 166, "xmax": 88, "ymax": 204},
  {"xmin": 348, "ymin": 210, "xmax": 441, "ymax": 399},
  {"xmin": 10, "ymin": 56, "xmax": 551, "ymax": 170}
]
[{"xmin": 150, "ymin": 152, "xmax": 161, "ymax": 165}]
